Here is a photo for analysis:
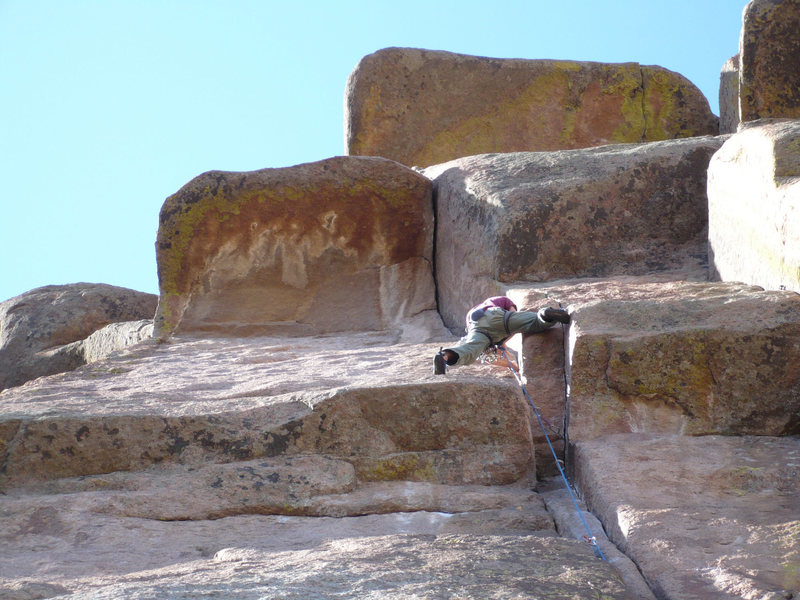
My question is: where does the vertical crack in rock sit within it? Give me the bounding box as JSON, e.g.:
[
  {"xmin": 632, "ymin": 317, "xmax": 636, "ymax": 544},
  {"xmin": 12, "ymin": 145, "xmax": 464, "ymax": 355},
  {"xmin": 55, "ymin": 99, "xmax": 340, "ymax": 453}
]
[
  {"xmin": 561, "ymin": 323, "xmax": 573, "ymax": 465},
  {"xmin": 430, "ymin": 178, "xmax": 442, "ymax": 316},
  {"xmin": 639, "ymin": 66, "xmax": 648, "ymax": 143}
]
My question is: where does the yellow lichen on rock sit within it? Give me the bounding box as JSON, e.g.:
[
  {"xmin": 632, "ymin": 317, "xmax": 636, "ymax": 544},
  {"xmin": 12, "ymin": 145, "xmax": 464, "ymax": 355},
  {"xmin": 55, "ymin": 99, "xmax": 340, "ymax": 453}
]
[{"xmin": 345, "ymin": 48, "xmax": 718, "ymax": 167}]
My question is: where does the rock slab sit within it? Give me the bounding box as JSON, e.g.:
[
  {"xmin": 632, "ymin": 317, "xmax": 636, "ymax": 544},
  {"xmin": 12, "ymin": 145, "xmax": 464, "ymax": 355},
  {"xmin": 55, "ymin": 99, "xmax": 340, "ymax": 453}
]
[
  {"xmin": 0, "ymin": 488, "xmax": 632, "ymax": 600},
  {"xmin": 708, "ymin": 119, "xmax": 800, "ymax": 294},
  {"xmin": 155, "ymin": 156, "xmax": 445, "ymax": 341},
  {"xmin": 574, "ymin": 434, "xmax": 800, "ymax": 600},
  {"xmin": 425, "ymin": 137, "xmax": 725, "ymax": 329},
  {"xmin": 0, "ymin": 334, "xmax": 534, "ymax": 489},
  {"xmin": 508, "ymin": 278, "xmax": 800, "ymax": 444},
  {"xmin": 0, "ymin": 329, "xmax": 637, "ymax": 599},
  {"xmin": 345, "ymin": 47, "xmax": 718, "ymax": 167},
  {"xmin": 0, "ymin": 284, "xmax": 157, "ymax": 391}
]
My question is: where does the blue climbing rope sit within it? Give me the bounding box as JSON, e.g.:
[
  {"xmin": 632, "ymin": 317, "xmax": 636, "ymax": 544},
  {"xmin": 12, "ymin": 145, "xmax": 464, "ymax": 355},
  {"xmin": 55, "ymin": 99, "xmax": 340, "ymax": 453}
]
[{"xmin": 499, "ymin": 345, "xmax": 607, "ymax": 561}]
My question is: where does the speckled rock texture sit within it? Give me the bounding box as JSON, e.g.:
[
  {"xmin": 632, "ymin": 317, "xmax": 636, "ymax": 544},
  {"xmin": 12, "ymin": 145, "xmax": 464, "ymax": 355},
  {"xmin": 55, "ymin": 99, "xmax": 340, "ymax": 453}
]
[
  {"xmin": 0, "ymin": 499, "xmax": 633, "ymax": 600},
  {"xmin": 0, "ymin": 284, "xmax": 157, "ymax": 391},
  {"xmin": 574, "ymin": 434, "xmax": 800, "ymax": 600},
  {"xmin": 154, "ymin": 156, "xmax": 446, "ymax": 341},
  {"xmin": 508, "ymin": 278, "xmax": 800, "ymax": 445},
  {"xmin": 76, "ymin": 319, "xmax": 154, "ymax": 363},
  {"xmin": 424, "ymin": 136, "xmax": 726, "ymax": 330},
  {"xmin": 739, "ymin": 0, "xmax": 800, "ymax": 122},
  {"xmin": 345, "ymin": 47, "xmax": 718, "ymax": 167},
  {"xmin": 718, "ymin": 54, "xmax": 740, "ymax": 134},
  {"xmin": 708, "ymin": 119, "xmax": 800, "ymax": 294},
  {"xmin": 0, "ymin": 332, "xmax": 643, "ymax": 600},
  {"xmin": 0, "ymin": 333, "xmax": 533, "ymax": 490}
]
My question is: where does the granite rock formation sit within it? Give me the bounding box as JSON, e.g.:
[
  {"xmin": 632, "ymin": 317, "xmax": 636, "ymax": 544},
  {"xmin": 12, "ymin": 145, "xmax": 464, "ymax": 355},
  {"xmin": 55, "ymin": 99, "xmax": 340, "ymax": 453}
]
[
  {"xmin": 739, "ymin": 0, "xmax": 800, "ymax": 122},
  {"xmin": 708, "ymin": 119, "xmax": 800, "ymax": 293},
  {"xmin": 345, "ymin": 47, "xmax": 718, "ymax": 167},
  {"xmin": 575, "ymin": 434, "xmax": 800, "ymax": 599},
  {"xmin": 3, "ymin": 3, "xmax": 800, "ymax": 597},
  {"xmin": 0, "ymin": 336, "xmax": 533, "ymax": 489},
  {"xmin": 508, "ymin": 278, "xmax": 800, "ymax": 446},
  {"xmin": 155, "ymin": 156, "xmax": 446, "ymax": 342},
  {"xmin": 0, "ymin": 283, "xmax": 157, "ymax": 391},
  {"xmin": 0, "ymin": 334, "xmax": 641, "ymax": 599},
  {"xmin": 424, "ymin": 136, "xmax": 726, "ymax": 330}
]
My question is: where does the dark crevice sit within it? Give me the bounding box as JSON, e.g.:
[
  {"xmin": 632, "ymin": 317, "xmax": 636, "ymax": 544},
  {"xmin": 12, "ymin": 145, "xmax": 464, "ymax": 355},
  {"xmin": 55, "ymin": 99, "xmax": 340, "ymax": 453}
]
[
  {"xmin": 430, "ymin": 179, "xmax": 442, "ymax": 316},
  {"xmin": 561, "ymin": 321, "xmax": 571, "ymax": 471},
  {"xmin": 640, "ymin": 66, "xmax": 648, "ymax": 142}
]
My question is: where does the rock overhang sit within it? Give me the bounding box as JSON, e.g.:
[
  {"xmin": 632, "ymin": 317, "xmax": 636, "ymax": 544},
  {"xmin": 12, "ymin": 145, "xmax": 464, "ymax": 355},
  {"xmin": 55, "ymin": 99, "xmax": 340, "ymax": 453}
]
[{"xmin": 154, "ymin": 156, "xmax": 446, "ymax": 341}]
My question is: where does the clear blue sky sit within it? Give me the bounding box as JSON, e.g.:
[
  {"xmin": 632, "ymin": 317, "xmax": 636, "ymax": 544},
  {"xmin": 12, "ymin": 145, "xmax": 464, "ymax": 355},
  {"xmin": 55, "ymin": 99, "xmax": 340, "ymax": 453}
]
[{"xmin": 1, "ymin": 0, "xmax": 745, "ymax": 302}]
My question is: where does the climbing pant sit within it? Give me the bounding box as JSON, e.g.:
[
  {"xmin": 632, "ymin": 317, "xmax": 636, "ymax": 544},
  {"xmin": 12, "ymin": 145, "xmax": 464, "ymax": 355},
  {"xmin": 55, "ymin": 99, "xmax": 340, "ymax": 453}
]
[{"xmin": 444, "ymin": 306, "xmax": 557, "ymax": 367}]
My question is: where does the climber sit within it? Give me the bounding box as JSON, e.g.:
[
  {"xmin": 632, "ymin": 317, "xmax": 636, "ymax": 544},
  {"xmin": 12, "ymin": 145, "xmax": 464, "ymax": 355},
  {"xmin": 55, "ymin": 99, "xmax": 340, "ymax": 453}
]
[{"xmin": 432, "ymin": 295, "xmax": 570, "ymax": 375}]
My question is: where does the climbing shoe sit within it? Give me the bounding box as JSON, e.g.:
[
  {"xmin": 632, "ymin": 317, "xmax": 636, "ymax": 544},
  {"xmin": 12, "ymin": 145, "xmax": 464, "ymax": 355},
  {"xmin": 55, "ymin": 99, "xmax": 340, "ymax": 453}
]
[
  {"xmin": 541, "ymin": 307, "xmax": 571, "ymax": 324},
  {"xmin": 433, "ymin": 348, "xmax": 447, "ymax": 375}
]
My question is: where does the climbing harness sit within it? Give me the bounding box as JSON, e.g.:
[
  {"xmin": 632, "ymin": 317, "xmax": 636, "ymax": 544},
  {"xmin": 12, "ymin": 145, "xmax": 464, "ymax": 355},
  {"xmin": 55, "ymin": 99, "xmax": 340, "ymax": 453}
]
[
  {"xmin": 498, "ymin": 344, "xmax": 607, "ymax": 561},
  {"xmin": 479, "ymin": 345, "xmax": 500, "ymax": 364},
  {"xmin": 476, "ymin": 308, "xmax": 515, "ymax": 364}
]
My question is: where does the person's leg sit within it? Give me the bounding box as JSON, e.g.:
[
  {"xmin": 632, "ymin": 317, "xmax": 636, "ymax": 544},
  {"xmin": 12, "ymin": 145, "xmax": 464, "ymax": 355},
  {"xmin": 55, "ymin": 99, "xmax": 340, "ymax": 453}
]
[
  {"xmin": 503, "ymin": 309, "xmax": 552, "ymax": 336},
  {"xmin": 443, "ymin": 328, "xmax": 492, "ymax": 366},
  {"xmin": 504, "ymin": 307, "xmax": 569, "ymax": 336},
  {"xmin": 445, "ymin": 308, "xmax": 551, "ymax": 367},
  {"xmin": 434, "ymin": 307, "xmax": 569, "ymax": 373}
]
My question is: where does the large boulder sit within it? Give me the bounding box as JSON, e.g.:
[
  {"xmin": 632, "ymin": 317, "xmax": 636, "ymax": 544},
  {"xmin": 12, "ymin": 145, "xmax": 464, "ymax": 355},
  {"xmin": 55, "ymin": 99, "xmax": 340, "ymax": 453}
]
[
  {"xmin": 739, "ymin": 0, "xmax": 800, "ymax": 122},
  {"xmin": 708, "ymin": 119, "xmax": 800, "ymax": 293},
  {"xmin": 345, "ymin": 47, "xmax": 718, "ymax": 167},
  {"xmin": 0, "ymin": 284, "xmax": 157, "ymax": 391},
  {"xmin": 574, "ymin": 434, "xmax": 800, "ymax": 600},
  {"xmin": 155, "ymin": 156, "xmax": 445, "ymax": 341},
  {"xmin": 425, "ymin": 136, "xmax": 726, "ymax": 330},
  {"xmin": 508, "ymin": 278, "xmax": 800, "ymax": 446}
]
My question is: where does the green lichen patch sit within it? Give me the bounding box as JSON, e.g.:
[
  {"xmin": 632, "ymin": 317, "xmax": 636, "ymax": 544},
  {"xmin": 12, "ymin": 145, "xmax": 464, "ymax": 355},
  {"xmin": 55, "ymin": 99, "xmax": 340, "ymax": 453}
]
[{"xmin": 359, "ymin": 452, "xmax": 439, "ymax": 483}]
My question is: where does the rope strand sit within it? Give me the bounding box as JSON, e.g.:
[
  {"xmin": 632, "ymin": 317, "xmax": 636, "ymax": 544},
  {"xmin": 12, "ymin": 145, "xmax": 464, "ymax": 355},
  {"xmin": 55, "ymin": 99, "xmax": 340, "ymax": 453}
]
[{"xmin": 499, "ymin": 345, "xmax": 607, "ymax": 561}]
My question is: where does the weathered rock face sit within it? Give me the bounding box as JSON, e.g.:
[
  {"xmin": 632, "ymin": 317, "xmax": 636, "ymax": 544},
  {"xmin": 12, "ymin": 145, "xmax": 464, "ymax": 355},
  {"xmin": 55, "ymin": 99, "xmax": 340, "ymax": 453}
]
[
  {"xmin": 0, "ymin": 334, "xmax": 533, "ymax": 490},
  {"xmin": 345, "ymin": 47, "xmax": 718, "ymax": 167},
  {"xmin": 739, "ymin": 0, "xmax": 800, "ymax": 122},
  {"xmin": 719, "ymin": 54, "xmax": 740, "ymax": 134},
  {"xmin": 574, "ymin": 434, "xmax": 800, "ymax": 600},
  {"xmin": 0, "ymin": 284, "xmax": 157, "ymax": 391},
  {"xmin": 509, "ymin": 278, "xmax": 800, "ymax": 446},
  {"xmin": 708, "ymin": 119, "xmax": 800, "ymax": 293},
  {"xmin": 155, "ymin": 156, "xmax": 445, "ymax": 341},
  {"xmin": 0, "ymin": 487, "xmax": 632, "ymax": 600},
  {"xmin": 0, "ymin": 332, "xmax": 641, "ymax": 599},
  {"xmin": 425, "ymin": 136, "xmax": 726, "ymax": 330},
  {"xmin": 75, "ymin": 319, "xmax": 154, "ymax": 363}
]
